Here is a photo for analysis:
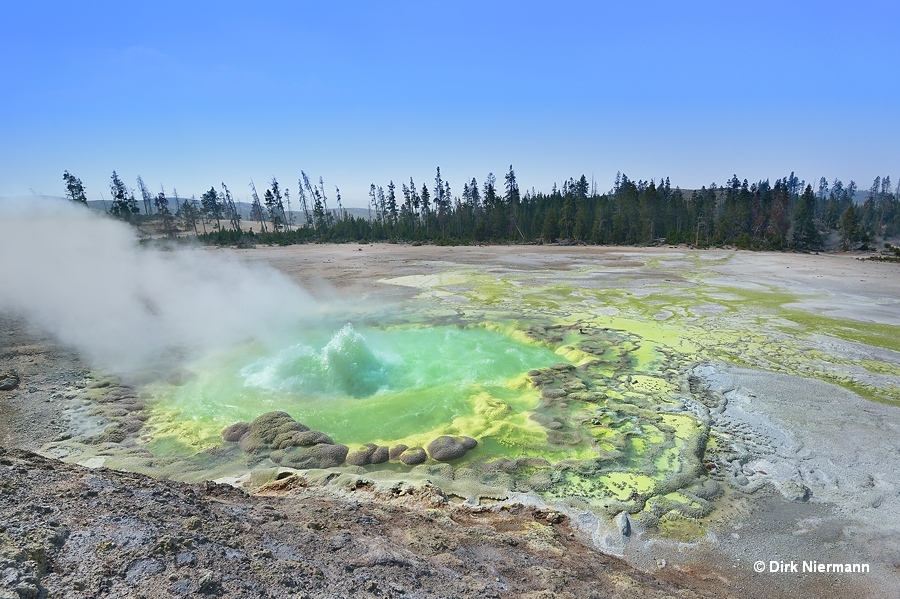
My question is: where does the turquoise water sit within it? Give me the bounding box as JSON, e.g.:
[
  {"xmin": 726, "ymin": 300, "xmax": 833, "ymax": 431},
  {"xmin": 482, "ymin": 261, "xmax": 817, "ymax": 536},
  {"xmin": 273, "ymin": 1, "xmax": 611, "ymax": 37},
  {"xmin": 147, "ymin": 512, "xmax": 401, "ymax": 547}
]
[{"xmin": 147, "ymin": 324, "xmax": 566, "ymax": 448}]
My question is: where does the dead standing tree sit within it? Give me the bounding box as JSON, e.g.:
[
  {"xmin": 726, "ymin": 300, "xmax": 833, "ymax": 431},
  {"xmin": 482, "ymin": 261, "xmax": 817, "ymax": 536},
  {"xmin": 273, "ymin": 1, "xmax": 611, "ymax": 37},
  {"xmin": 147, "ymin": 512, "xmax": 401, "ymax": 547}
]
[
  {"xmin": 221, "ymin": 183, "xmax": 242, "ymax": 233},
  {"xmin": 248, "ymin": 180, "xmax": 268, "ymax": 233}
]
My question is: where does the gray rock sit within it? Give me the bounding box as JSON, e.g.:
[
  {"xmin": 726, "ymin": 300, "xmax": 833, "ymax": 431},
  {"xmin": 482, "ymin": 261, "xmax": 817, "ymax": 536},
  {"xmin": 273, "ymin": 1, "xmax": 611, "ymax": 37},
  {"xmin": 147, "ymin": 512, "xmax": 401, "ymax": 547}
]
[
  {"xmin": 292, "ymin": 430, "xmax": 334, "ymax": 447},
  {"xmin": 399, "ymin": 447, "xmax": 427, "ymax": 466},
  {"xmin": 388, "ymin": 444, "xmax": 408, "ymax": 460},
  {"xmin": 346, "ymin": 443, "xmax": 378, "ymax": 466},
  {"xmin": 125, "ymin": 558, "xmax": 164, "ymax": 584},
  {"xmin": 369, "ymin": 445, "xmax": 389, "ymax": 464},
  {"xmin": 175, "ymin": 551, "xmax": 196, "ymax": 567},
  {"xmin": 542, "ymin": 388, "xmax": 567, "ymax": 399},
  {"xmin": 615, "ymin": 512, "xmax": 631, "ymax": 536},
  {"xmin": 197, "ymin": 570, "xmax": 220, "ymax": 594},
  {"xmin": 780, "ymin": 480, "xmax": 810, "ymax": 503},
  {"xmin": 427, "ymin": 436, "xmax": 477, "ymax": 462},
  {"xmin": 13, "ymin": 583, "xmax": 40, "ymax": 599},
  {"xmin": 0, "ymin": 370, "xmax": 20, "ymax": 391},
  {"xmin": 278, "ymin": 443, "xmax": 349, "ymax": 469},
  {"xmin": 222, "ymin": 422, "xmax": 250, "ymax": 443},
  {"xmin": 239, "ymin": 411, "xmax": 309, "ymax": 453}
]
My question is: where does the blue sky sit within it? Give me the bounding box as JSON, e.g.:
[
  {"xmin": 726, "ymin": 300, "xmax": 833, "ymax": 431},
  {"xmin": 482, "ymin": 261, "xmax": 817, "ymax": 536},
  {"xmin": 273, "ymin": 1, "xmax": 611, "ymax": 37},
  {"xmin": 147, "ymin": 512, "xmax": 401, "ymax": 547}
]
[{"xmin": 2, "ymin": 1, "xmax": 897, "ymax": 207}]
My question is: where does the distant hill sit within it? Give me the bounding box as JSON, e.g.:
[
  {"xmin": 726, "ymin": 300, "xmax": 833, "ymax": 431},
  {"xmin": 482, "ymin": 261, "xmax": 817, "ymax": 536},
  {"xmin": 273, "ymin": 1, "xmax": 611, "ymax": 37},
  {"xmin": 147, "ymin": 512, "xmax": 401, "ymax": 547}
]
[{"xmin": 86, "ymin": 199, "xmax": 110, "ymax": 212}]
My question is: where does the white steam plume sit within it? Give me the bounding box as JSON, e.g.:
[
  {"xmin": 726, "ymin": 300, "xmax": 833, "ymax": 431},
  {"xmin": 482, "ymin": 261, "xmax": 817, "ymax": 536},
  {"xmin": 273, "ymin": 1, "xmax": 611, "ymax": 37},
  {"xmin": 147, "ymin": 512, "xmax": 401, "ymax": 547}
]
[{"xmin": 0, "ymin": 198, "xmax": 318, "ymax": 375}]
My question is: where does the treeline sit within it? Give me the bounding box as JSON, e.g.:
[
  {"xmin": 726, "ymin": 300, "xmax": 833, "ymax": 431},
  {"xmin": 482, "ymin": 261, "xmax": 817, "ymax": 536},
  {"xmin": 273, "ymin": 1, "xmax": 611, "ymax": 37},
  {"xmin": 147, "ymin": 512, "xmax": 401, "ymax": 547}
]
[
  {"xmin": 63, "ymin": 168, "xmax": 900, "ymax": 251},
  {"xmin": 61, "ymin": 169, "xmax": 345, "ymax": 240}
]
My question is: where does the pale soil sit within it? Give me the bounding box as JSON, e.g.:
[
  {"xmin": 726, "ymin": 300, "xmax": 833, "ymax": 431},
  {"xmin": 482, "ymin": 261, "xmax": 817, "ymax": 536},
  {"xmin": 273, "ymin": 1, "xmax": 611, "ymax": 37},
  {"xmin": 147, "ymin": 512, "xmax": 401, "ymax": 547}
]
[
  {"xmin": 0, "ymin": 318, "xmax": 87, "ymax": 452},
  {"xmin": 2, "ymin": 243, "xmax": 899, "ymax": 598},
  {"xmin": 230, "ymin": 242, "xmax": 900, "ymax": 323}
]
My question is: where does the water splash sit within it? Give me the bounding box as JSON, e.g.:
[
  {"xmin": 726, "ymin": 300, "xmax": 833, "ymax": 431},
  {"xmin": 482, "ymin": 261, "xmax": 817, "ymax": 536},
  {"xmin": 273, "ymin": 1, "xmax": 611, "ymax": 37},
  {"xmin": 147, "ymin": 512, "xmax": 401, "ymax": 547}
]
[{"xmin": 243, "ymin": 324, "xmax": 388, "ymax": 398}]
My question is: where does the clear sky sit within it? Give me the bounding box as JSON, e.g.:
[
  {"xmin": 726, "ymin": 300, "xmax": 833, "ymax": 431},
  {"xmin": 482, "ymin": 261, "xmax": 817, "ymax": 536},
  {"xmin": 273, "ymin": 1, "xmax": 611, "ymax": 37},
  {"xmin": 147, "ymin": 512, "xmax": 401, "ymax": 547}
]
[{"xmin": 2, "ymin": 1, "xmax": 897, "ymax": 207}]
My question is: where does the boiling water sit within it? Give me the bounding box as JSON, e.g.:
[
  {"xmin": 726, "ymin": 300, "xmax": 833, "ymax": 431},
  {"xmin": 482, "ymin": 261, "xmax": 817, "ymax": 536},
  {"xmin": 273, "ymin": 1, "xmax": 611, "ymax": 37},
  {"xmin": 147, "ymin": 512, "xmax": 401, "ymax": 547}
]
[{"xmin": 147, "ymin": 324, "xmax": 566, "ymax": 451}]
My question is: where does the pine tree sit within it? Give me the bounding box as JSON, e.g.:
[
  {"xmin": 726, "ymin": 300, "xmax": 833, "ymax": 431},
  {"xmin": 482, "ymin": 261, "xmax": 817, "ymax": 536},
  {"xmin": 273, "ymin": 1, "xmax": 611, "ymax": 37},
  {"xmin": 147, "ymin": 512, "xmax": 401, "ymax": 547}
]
[
  {"xmin": 334, "ymin": 187, "xmax": 345, "ymax": 222},
  {"xmin": 154, "ymin": 186, "xmax": 176, "ymax": 237},
  {"xmin": 766, "ymin": 179, "xmax": 791, "ymax": 248},
  {"xmin": 297, "ymin": 173, "xmax": 313, "ymax": 228},
  {"xmin": 264, "ymin": 177, "xmax": 286, "ymax": 232},
  {"xmin": 505, "ymin": 165, "xmax": 523, "ymax": 238},
  {"xmin": 386, "ymin": 181, "xmax": 398, "ymax": 226},
  {"xmin": 62, "ymin": 171, "xmax": 88, "ymax": 205},
  {"xmin": 179, "ymin": 196, "xmax": 200, "ymax": 235},
  {"xmin": 201, "ymin": 187, "xmax": 223, "ymax": 230},
  {"xmin": 572, "ymin": 202, "xmax": 591, "ymax": 241},
  {"xmin": 434, "ymin": 167, "xmax": 450, "ymax": 237},
  {"xmin": 560, "ymin": 194, "xmax": 575, "ymax": 240},
  {"xmin": 409, "ymin": 178, "xmax": 421, "ymax": 232},
  {"xmin": 311, "ymin": 180, "xmax": 326, "ymax": 235},
  {"xmin": 792, "ymin": 184, "xmax": 820, "ymax": 249},
  {"xmin": 221, "ymin": 183, "xmax": 242, "ymax": 232},
  {"xmin": 283, "ymin": 187, "xmax": 294, "ymax": 230},
  {"xmin": 470, "ymin": 177, "xmax": 481, "ymax": 211},
  {"xmin": 420, "ymin": 183, "xmax": 431, "ymax": 233},
  {"xmin": 108, "ymin": 171, "xmax": 139, "ymax": 221},
  {"xmin": 541, "ymin": 207, "xmax": 559, "ymax": 242},
  {"xmin": 318, "ymin": 177, "xmax": 331, "ymax": 227},
  {"xmin": 400, "ymin": 182, "xmax": 414, "ymax": 231},
  {"xmin": 504, "ymin": 165, "xmax": 520, "ymax": 207},
  {"xmin": 377, "ymin": 186, "xmax": 386, "ymax": 227},
  {"xmin": 483, "ymin": 173, "xmax": 500, "ymax": 237},
  {"xmin": 263, "ymin": 188, "xmax": 283, "ymax": 231},
  {"xmin": 840, "ymin": 205, "xmax": 859, "ymax": 249},
  {"xmin": 136, "ymin": 176, "xmax": 153, "ymax": 215},
  {"xmin": 248, "ymin": 180, "xmax": 268, "ymax": 233}
]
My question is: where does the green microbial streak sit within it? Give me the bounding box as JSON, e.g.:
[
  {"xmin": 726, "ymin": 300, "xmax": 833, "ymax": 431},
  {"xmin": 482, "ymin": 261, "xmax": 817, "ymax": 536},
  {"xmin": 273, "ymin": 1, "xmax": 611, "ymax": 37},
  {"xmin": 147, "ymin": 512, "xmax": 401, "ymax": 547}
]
[
  {"xmin": 146, "ymin": 324, "xmax": 567, "ymax": 452},
  {"xmin": 780, "ymin": 309, "xmax": 900, "ymax": 353}
]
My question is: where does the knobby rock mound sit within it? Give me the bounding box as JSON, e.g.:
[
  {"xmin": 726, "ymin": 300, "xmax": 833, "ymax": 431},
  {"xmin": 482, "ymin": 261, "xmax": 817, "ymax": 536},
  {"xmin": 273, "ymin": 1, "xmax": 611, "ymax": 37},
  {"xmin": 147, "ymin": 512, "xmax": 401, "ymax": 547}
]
[
  {"xmin": 389, "ymin": 444, "xmax": 408, "ymax": 460},
  {"xmin": 399, "ymin": 447, "xmax": 428, "ymax": 465},
  {"xmin": 426, "ymin": 435, "xmax": 478, "ymax": 462},
  {"xmin": 221, "ymin": 422, "xmax": 249, "ymax": 443},
  {"xmin": 224, "ymin": 411, "xmax": 348, "ymax": 470},
  {"xmin": 224, "ymin": 413, "xmax": 480, "ymax": 470}
]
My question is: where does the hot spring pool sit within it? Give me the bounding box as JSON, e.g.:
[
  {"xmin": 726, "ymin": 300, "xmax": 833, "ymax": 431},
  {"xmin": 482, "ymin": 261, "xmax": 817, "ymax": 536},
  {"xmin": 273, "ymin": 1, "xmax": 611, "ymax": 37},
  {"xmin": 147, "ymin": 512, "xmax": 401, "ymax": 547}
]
[{"xmin": 144, "ymin": 323, "xmax": 569, "ymax": 453}]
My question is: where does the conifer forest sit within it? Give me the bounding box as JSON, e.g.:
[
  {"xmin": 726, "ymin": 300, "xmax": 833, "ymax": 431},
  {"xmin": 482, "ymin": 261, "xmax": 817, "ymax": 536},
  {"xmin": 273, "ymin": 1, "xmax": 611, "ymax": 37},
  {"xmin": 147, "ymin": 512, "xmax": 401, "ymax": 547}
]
[{"xmin": 63, "ymin": 167, "xmax": 900, "ymax": 252}]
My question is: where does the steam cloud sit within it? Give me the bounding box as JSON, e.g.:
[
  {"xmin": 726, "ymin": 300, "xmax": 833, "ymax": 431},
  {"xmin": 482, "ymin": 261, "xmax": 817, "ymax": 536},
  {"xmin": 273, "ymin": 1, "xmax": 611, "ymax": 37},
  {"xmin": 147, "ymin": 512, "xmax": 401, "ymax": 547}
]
[{"xmin": 0, "ymin": 198, "xmax": 319, "ymax": 375}]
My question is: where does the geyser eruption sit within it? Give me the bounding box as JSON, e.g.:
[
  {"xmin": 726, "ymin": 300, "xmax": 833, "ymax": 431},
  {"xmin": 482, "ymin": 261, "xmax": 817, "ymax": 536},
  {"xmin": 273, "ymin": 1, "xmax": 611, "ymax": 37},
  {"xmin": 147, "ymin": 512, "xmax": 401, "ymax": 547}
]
[
  {"xmin": 320, "ymin": 324, "xmax": 387, "ymax": 397},
  {"xmin": 0, "ymin": 198, "xmax": 319, "ymax": 376},
  {"xmin": 243, "ymin": 324, "xmax": 389, "ymax": 398}
]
